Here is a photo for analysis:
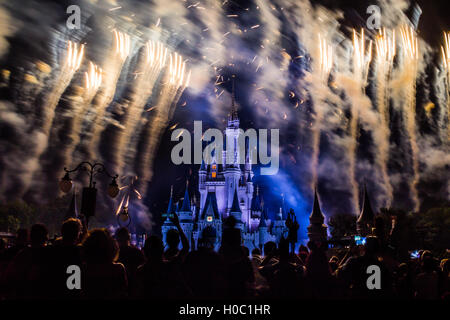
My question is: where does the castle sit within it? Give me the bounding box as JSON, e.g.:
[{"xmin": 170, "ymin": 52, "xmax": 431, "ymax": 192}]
[
  {"xmin": 160, "ymin": 89, "xmax": 376, "ymax": 251},
  {"xmin": 161, "ymin": 94, "xmax": 289, "ymax": 252}
]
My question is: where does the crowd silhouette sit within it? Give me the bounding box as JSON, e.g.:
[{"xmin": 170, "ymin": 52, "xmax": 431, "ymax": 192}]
[{"xmin": 0, "ymin": 214, "xmax": 448, "ymax": 300}]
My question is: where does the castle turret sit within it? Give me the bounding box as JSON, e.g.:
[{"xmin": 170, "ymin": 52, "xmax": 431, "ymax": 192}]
[
  {"xmin": 258, "ymin": 208, "xmax": 268, "ymax": 248},
  {"xmin": 307, "ymin": 189, "xmax": 328, "ymax": 243},
  {"xmin": 162, "ymin": 185, "xmax": 177, "ymax": 245},
  {"xmin": 230, "ymin": 187, "xmax": 244, "ymax": 231},
  {"xmin": 357, "ymin": 184, "xmax": 375, "ymax": 236},
  {"xmin": 272, "ymin": 200, "xmax": 287, "ymax": 242},
  {"xmin": 178, "ymin": 181, "xmax": 194, "ymax": 246}
]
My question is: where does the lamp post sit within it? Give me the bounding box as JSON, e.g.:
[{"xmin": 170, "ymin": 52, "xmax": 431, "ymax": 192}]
[{"xmin": 60, "ymin": 161, "xmax": 119, "ymax": 229}]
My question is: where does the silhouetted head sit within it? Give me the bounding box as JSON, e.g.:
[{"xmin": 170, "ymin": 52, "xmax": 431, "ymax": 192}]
[
  {"xmin": 421, "ymin": 255, "xmax": 436, "ymax": 273},
  {"xmin": 329, "ymin": 261, "xmax": 338, "ymax": 272},
  {"xmin": 166, "ymin": 228, "xmax": 180, "ymax": 249},
  {"xmin": 251, "ymin": 248, "xmax": 261, "ymax": 257},
  {"xmin": 199, "ymin": 226, "xmax": 216, "ymax": 249},
  {"xmin": 420, "ymin": 250, "xmax": 432, "ymax": 262},
  {"xmin": 278, "ymin": 237, "xmax": 290, "ymax": 260},
  {"xmin": 242, "ymin": 246, "xmax": 249, "ymax": 257},
  {"xmin": 223, "ymin": 215, "xmax": 236, "ymax": 229},
  {"xmin": 30, "ymin": 224, "xmax": 48, "ymax": 247},
  {"xmin": 364, "ymin": 236, "xmax": 380, "ymax": 256},
  {"xmin": 263, "ymin": 241, "xmax": 277, "ymax": 256},
  {"xmin": 16, "ymin": 228, "xmax": 29, "ymax": 246},
  {"xmin": 115, "ymin": 227, "xmax": 131, "ymax": 246},
  {"xmin": 61, "ymin": 218, "xmax": 82, "ymax": 245},
  {"xmin": 298, "ymin": 244, "xmax": 308, "ymax": 254},
  {"xmin": 143, "ymin": 235, "xmax": 164, "ymax": 260},
  {"xmin": 82, "ymin": 229, "xmax": 118, "ymax": 264},
  {"xmin": 397, "ymin": 263, "xmax": 408, "ymax": 276}
]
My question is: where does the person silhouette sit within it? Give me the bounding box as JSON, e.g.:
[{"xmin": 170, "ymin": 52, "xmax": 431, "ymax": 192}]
[
  {"xmin": 285, "ymin": 209, "xmax": 299, "ymax": 253},
  {"xmin": 81, "ymin": 228, "xmax": 128, "ymax": 299}
]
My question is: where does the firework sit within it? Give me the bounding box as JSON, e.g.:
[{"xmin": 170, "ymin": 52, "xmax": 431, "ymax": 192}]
[
  {"xmin": 318, "ymin": 33, "xmax": 333, "ymax": 82},
  {"xmin": 80, "ymin": 31, "xmax": 131, "ymax": 163},
  {"xmin": 134, "ymin": 52, "xmax": 190, "ymax": 197},
  {"xmin": 111, "ymin": 41, "xmax": 168, "ymax": 177},
  {"xmin": 113, "ymin": 29, "xmax": 131, "ymax": 61},
  {"xmin": 352, "ymin": 28, "xmax": 373, "ymax": 90},
  {"xmin": 40, "ymin": 40, "xmax": 85, "ymax": 135},
  {"xmin": 441, "ymin": 31, "xmax": 450, "ymax": 141},
  {"xmin": 84, "ymin": 62, "xmax": 102, "ymax": 102},
  {"xmin": 399, "ymin": 25, "xmax": 420, "ymax": 211},
  {"xmin": 310, "ymin": 34, "xmax": 333, "ymax": 189},
  {"xmin": 374, "ymin": 28, "xmax": 396, "ymax": 207}
]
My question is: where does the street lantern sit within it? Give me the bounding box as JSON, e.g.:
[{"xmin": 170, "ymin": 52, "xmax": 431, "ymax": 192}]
[
  {"xmin": 107, "ymin": 177, "xmax": 119, "ymax": 198},
  {"xmin": 117, "ymin": 205, "xmax": 131, "ymax": 227},
  {"xmin": 59, "ymin": 172, "xmax": 73, "ymax": 193},
  {"xmin": 59, "ymin": 161, "xmax": 119, "ymax": 228}
]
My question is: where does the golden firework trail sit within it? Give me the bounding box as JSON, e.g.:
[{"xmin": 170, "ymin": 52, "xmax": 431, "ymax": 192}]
[
  {"xmin": 374, "ymin": 28, "xmax": 396, "ymax": 207},
  {"xmin": 84, "ymin": 61, "xmax": 102, "ymax": 102},
  {"xmin": 311, "ymin": 34, "xmax": 333, "ymax": 188},
  {"xmin": 345, "ymin": 29, "xmax": 372, "ymax": 213},
  {"xmin": 352, "ymin": 28, "xmax": 373, "ymax": 90},
  {"xmin": 19, "ymin": 40, "xmax": 85, "ymax": 200},
  {"xmin": 40, "ymin": 40, "xmax": 85, "ymax": 136},
  {"xmin": 115, "ymin": 41, "xmax": 168, "ymax": 176},
  {"xmin": 319, "ymin": 33, "xmax": 333, "ymax": 82},
  {"xmin": 61, "ymin": 62, "xmax": 103, "ymax": 171},
  {"xmin": 443, "ymin": 32, "xmax": 450, "ymax": 78},
  {"xmin": 83, "ymin": 30, "xmax": 131, "ymax": 161},
  {"xmin": 134, "ymin": 52, "xmax": 190, "ymax": 197},
  {"xmin": 114, "ymin": 29, "xmax": 131, "ymax": 61},
  {"xmin": 399, "ymin": 25, "xmax": 420, "ymax": 211},
  {"xmin": 441, "ymin": 31, "xmax": 450, "ymax": 141}
]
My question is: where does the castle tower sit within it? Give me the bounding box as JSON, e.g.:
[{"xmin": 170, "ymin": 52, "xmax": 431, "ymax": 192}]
[
  {"xmin": 230, "ymin": 186, "xmax": 244, "ymax": 232},
  {"xmin": 162, "ymin": 186, "xmax": 177, "ymax": 245},
  {"xmin": 307, "ymin": 189, "xmax": 328, "ymax": 243},
  {"xmin": 178, "ymin": 181, "xmax": 194, "ymax": 244},
  {"xmin": 272, "ymin": 200, "xmax": 287, "ymax": 243},
  {"xmin": 258, "ymin": 208, "xmax": 268, "ymax": 250},
  {"xmin": 356, "ymin": 184, "xmax": 375, "ymax": 236},
  {"xmin": 223, "ymin": 77, "xmax": 243, "ymax": 215}
]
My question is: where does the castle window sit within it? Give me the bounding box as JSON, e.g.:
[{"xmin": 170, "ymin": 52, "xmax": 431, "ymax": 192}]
[
  {"xmin": 207, "ymin": 216, "xmax": 213, "ymax": 222},
  {"xmin": 212, "ymin": 172, "xmax": 216, "ymax": 178}
]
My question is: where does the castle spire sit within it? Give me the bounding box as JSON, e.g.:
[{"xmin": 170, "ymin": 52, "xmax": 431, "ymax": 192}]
[
  {"xmin": 307, "ymin": 188, "xmax": 328, "ymax": 243},
  {"xmin": 228, "ymin": 76, "xmax": 239, "ymax": 123},
  {"xmin": 166, "ymin": 185, "xmax": 175, "ymax": 214},
  {"xmin": 258, "ymin": 208, "xmax": 268, "ymax": 228},
  {"xmin": 230, "ymin": 186, "xmax": 242, "ymax": 213},
  {"xmin": 180, "ymin": 180, "xmax": 191, "ymax": 212}
]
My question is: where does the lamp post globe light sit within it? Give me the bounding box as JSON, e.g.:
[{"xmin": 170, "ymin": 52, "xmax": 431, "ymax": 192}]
[
  {"xmin": 117, "ymin": 205, "xmax": 131, "ymax": 227},
  {"xmin": 60, "ymin": 161, "xmax": 119, "ymax": 228}
]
